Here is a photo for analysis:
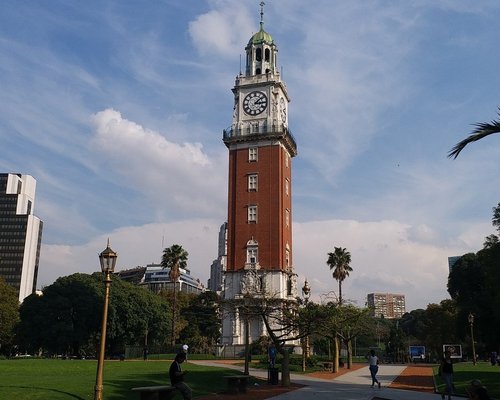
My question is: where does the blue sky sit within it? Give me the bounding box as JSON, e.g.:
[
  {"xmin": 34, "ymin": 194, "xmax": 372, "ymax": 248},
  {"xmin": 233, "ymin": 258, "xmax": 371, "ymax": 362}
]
[{"xmin": 1, "ymin": 0, "xmax": 499, "ymax": 310}]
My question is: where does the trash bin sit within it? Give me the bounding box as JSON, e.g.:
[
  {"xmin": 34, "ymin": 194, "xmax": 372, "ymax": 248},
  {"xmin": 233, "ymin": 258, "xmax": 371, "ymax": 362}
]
[{"xmin": 268, "ymin": 367, "xmax": 279, "ymax": 385}]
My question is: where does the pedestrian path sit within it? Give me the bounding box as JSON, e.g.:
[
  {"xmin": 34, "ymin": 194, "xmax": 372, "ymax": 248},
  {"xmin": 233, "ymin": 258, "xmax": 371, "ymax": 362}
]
[{"xmin": 192, "ymin": 361, "xmax": 440, "ymax": 400}]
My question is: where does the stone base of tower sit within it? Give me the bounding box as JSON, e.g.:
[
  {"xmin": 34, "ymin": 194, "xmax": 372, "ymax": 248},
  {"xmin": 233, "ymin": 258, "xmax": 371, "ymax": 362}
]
[{"xmin": 220, "ymin": 267, "xmax": 300, "ymax": 347}]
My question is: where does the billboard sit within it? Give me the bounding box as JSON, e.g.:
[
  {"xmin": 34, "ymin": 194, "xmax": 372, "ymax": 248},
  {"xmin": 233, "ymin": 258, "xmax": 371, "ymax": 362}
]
[
  {"xmin": 443, "ymin": 344, "xmax": 462, "ymax": 359},
  {"xmin": 409, "ymin": 345, "xmax": 426, "ymax": 359}
]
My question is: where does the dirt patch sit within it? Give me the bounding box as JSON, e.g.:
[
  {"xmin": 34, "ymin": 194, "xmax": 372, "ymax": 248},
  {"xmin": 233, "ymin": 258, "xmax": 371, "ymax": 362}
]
[{"xmin": 389, "ymin": 364, "xmax": 435, "ymax": 392}]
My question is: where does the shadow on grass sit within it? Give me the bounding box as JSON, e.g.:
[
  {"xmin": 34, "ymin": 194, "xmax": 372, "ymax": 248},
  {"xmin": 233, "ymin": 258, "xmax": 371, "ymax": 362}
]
[
  {"xmin": 106, "ymin": 367, "xmax": 237, "ymax": 400},
  {"xmin": 0, "ymin": 385, "xmax": 85, "ymax": 400},
  {"xmin": 436, "ymin": 369, "xmax": 500, "ymax": 398}
]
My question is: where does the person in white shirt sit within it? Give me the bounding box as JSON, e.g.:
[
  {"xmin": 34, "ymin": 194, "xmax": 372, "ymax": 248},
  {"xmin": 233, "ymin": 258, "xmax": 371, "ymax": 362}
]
[
  {"xmin": 181, "ymin": 344, "xmax": 189, "ymax": 361},
  {"xmin": 368, "ymin": 349, "xmax": 381, "ymax": 388}
]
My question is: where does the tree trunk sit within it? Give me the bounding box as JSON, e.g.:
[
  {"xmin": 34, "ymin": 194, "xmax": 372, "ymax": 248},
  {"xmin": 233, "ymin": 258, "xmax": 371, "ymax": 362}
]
[
  {"xmin": 333, "ymin": 335, "xmax": 340, "ymax": 373},
  {"xmin": 171, "ymin": 281, "xmax": 177, "ymax": 347},
  {"xmin": 347, "ymin": 338, "xmax": 352, "ymax": 369},
  {"xmin": 281, "ymin": 348, "xmax": 291, "ymax": 387}
]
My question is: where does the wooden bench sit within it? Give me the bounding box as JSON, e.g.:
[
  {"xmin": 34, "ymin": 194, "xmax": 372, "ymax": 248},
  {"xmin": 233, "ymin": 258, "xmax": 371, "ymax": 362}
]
[
  {"xmin": 322, "ymin": 362, "xmax": 333, "ymax": 371},
  {"xmin": 223, "ymin": 375, "xmax": 250, "ymax": 394},
  {"xmin": 131, "ymin": 385, "xmax": 177, "ymax": 400}
]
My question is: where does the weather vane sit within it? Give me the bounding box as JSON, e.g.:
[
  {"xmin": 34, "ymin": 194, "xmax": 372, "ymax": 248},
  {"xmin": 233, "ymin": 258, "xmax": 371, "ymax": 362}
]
[{"xmin": 260, "ymin": 1, "xmax": 265, "ymax": 26}]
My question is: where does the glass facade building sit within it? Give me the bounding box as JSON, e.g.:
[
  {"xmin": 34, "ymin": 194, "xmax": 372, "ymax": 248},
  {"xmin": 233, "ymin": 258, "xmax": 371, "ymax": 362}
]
[{"xmin": 0, "ymin": 173, "xmax": 43, "ymax": 302}]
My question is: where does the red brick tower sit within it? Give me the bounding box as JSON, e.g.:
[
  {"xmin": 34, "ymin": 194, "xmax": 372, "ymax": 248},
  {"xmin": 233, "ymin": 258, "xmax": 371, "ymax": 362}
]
[{"xmin": 221, "ymin": 4, "xmax": 298, "ymax": 345}]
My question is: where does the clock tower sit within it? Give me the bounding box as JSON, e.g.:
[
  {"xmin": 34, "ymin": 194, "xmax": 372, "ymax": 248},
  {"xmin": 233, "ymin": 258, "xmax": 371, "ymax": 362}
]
[{"xmin": 221, "ymin": 3, "xmax": 298, "ymax": 345}]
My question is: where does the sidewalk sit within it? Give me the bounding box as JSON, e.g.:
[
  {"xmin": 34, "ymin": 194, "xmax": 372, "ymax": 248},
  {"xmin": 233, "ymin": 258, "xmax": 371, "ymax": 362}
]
[{"xmin": 193, "ymin": 361, "xmax": 440, "ymax": 400}]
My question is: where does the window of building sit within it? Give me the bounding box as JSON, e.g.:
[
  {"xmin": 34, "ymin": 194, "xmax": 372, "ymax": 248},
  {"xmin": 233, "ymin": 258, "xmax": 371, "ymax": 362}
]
[
  {"xmin": 285, "ymin": 209, "xmax": 290, "ymax": 227},
  {"xmin": 246, "ymin": 239, "xmax": 258, "ymax": 264},
  {"xmin": 285, "ymin": 153, "xmax": 289, "ymax": 168},
  {"xmin": 248, "ymin": 205, "xmax": 257, "ymax": 222},
  {"xmin": 249, "ymin": 147, "xmax": 258, "ymax": 161},
  {"xmin": 287, "ymin": 276, "xmax": 292, "ymax": 295},
  {"xmin": 256, "ymin": 48, "xmax": 262, "ymax": 62},
  {"xmin": 248, "ymin": 174, "xmax": 258, "ymax": 191},
  {"xmin": 285, "ymin": 179, "xmax": 289, "ymax": 196},
  {"xmin": 265, "ymin": 48, "xmax": 270, "ymax": 62}
]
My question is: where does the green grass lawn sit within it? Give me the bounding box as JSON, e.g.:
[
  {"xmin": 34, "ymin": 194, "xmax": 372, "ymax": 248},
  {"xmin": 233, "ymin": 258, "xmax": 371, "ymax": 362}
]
[
  {"xmin": 434, "ymin": 361, "xmax": 500, "ymax": 399},
  {"xmin": 4, "ymin": 358, "xmax": 499, "ymax": 400},
  {"xmin": 0, "ymin": 358, "xmax": 245, "ymax": 400}
]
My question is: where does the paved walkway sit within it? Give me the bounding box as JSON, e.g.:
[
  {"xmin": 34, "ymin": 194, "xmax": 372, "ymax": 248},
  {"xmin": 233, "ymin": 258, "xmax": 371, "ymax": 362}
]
[{"xmin": 193, "ymin": 361, "xmax": 440, "ymax": 400}]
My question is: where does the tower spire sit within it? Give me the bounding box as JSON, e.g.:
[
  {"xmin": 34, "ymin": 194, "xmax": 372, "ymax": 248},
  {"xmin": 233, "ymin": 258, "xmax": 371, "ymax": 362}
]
[{"xmin": 260, "ymin": 1, "xmax": 265, "ymax": 30}]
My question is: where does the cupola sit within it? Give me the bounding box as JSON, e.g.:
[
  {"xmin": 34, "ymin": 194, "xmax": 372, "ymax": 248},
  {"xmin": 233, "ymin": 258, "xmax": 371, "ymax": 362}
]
[{"xmin": 244, "ymin": 2, "xmax": 278, "ymax": 76}]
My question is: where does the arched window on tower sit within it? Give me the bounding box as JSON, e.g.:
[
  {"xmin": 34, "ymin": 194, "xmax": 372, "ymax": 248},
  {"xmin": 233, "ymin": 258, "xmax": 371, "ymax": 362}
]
[
  {"xmin": 246, "ymin": 239, "xmax": 259, "ymax": 264},
  {"xmin": 256, "ymin": 48, "xmax": 262, "ymax": 62},
  {"xmin": 287, "ymin": 275, "xmax": 292, "ymax": 295},
  {"xmin": 265, "ymin": 48, "xmax": 270, "ymax": 62}
]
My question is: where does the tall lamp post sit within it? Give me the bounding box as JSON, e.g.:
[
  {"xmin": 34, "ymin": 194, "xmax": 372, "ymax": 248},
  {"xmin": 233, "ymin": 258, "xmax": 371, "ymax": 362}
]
[
  {"xmin": 301, "ymin": 279, "xmax": 311, "ymax": 372},
  {"xmin": 94, "ymin": 240, "xmax": 118, "ymax": 400},
  {"xmin": 468, "ymin": 313, "xmax": 476, "ymax": 366}
]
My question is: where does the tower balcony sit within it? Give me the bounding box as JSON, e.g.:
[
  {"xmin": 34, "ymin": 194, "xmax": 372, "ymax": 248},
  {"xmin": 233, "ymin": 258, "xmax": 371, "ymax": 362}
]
[{"xmin": 223, "ymin": 123, "xmax": 297, "ymax": 156}]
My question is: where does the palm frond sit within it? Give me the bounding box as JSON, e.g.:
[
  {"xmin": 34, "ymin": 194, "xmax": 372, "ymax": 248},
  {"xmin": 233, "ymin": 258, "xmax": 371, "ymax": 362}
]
[{"xmin": 448, "ymin": 108, "xmax": 500, "ymax": 159}]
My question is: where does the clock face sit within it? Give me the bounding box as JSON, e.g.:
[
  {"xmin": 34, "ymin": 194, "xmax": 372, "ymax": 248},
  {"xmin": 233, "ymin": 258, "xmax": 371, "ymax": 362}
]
[
  {"xmin": 279, "ymin": 97, "xmax": 287, "ymax": 121},
  {"xmin": 243, "ymin": 91, "xmax": 268, "ymax": 116}
]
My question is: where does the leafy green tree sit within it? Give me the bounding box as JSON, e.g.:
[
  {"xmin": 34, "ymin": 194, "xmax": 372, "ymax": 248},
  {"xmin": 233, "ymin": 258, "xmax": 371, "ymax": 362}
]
[
  {"xmin": 335, "ymin": 305, "xmax": 373, "ymax": 368},
  {"xmin": 492, "ymin": 202, "xmax": 500, "ymax": 233},
  {"xmin": 476, "ymin": 242, "xmax": 500, "ymax": 349},
  {"xmin": 224, "ymin": 294, "xmax": 320, "ymax": 387},
  {"xmin": 178, "ymin": 291, "xmax": 221, "ymax": 353},
  {"xmin": 448, "ymin": 253, "xmax": 487, "ymax": 322},
  {"xmin": 0, "ymin": 277, "xmax": 19, "ymax": 355},
  {"xmin": 326, "ymin": 247, "xmax": 352, "ymax": 305},
  {"xmin": 18, "ymin": 273, "xmax": 102, "ymax": 356},
  {"xmin": 312, "ymin": 302, "xmax": 343, "ymax": 372},
  {"xmin": 420, "ymin": 300, "xmax": 458, "ymax": 361},
  {"xmin": 161, "ymin": 244, "xmax": 188, "ymax": 346},
  {"xmin": 106, "ymin": 276, "xmax": 170, "ymax": 354},
  {"xmin": 447, "ymin": 250, "xmax": 497, "ymax": 352},
  {"xmin": 448, "ymin": 108, "xmax": 500, "ymax": 159},
  {"xmin": 483, "ymin": 234, "xmax": 499, "ymax": 249},
  {"xmin": 17, "ymin": 273, "xmax": 170, "ymax": 357}
]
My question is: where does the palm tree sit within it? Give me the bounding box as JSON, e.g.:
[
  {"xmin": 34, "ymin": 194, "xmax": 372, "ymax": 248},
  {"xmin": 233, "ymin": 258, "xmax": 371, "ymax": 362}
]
[
  {"xmin": 161, "ymin": 244, "xmax": 188, "ymax": 347},
  {"xmin": 326, "ymin": 247, "xmax": 352, "ymax": 305},
  {"xmin": 448, "ymin": 108, "xmax": 500, "ymax": 159}
]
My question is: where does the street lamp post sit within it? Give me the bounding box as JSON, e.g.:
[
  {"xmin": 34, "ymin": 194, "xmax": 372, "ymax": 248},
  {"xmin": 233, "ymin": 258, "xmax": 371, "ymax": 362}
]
[
  {"xmin": 94, "ymin": 240, "xmax": 118, "ymax": 400},
  {"xmin": 301, "ymin": 279, "xmax": 311, "ymax": 372},
  {"xmin": 468, "ymin": 313, "xmax": 476, "ymax": 366}
]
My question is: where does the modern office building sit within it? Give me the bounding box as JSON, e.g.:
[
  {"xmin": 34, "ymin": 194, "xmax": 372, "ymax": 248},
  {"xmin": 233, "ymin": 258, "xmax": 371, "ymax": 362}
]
[
  {"xmin": 367, "ymin": 292, "xmax": 406, "ymax": 319},
  {"xmin": 448, "ymin": 256, "xmax": 461, "ymax": 273},
  {"xmin": 0, "ymin": 173, "xmax": 43, "ymax": 302},
  {"xmin": 207, "ymin": 222, "xmax": 227, "ymax": 293},
  {"xmin": 221, "ymin": 5, "xmax": 298, "ymax": 345},
  {"xmin": 117, "ymin": 263, "xmax": 205, "ymax": 295}
]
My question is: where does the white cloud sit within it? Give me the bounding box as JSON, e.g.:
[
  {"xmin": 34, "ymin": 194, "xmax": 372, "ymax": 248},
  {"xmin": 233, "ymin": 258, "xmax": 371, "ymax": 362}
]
[
  {"xmin": 188, "ymin": 3, "xmax": 253, "ymax": 58},
  {"xmin": 90, "ymin": 109, "xmax": 227, "ymax": 218},
  {"xmin": 293, "ymin": 218, "xmax": 489, "ymax": 310},
  {"xmin": 38, "ymin": 219, "xmax": 223, "ymax": 289},
  {"xmin": 38, "ymin": 216, "xmax": 490, "ymax": 310}
]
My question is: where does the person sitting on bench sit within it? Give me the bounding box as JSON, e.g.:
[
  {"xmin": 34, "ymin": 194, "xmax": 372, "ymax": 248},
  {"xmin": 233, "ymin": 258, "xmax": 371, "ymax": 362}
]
[{"xmin": 169, "ymin": 353, "xmax": 192, "ymax": 399}]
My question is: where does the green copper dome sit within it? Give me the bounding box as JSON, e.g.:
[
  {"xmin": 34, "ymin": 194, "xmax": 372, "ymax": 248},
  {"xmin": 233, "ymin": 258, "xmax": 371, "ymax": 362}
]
[{"xmin": 248, "ymin": 24, "xmax": 273, "ymax": 45}]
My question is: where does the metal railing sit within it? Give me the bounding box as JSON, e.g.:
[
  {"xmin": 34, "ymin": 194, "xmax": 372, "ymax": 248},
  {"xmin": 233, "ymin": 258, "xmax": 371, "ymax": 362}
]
[{"xmin": 223, "ymin": 124, "xmax": 296, "ymax": 148}]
